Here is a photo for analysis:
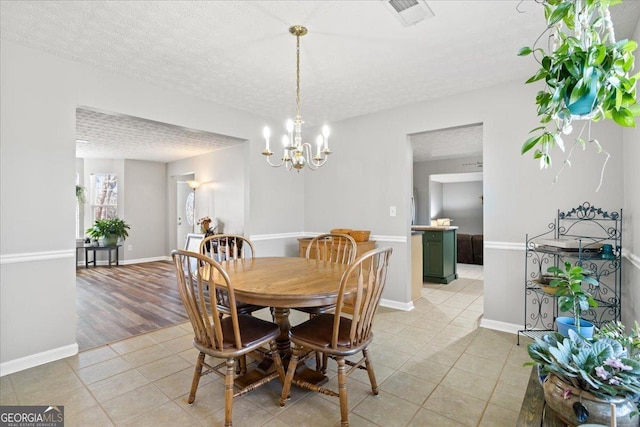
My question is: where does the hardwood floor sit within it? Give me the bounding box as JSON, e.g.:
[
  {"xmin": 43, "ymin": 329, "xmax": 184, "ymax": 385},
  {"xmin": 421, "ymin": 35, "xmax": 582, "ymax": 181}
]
[{"xmin": 76, "ymin": 261, "xmax": 188, "ymax": 351}]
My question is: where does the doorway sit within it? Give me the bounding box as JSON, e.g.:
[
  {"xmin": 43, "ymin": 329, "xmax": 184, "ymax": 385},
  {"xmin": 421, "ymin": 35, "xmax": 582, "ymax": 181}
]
[{"xmin": 409, "ymin": 123, "xmax": 484, "ymax": 281}]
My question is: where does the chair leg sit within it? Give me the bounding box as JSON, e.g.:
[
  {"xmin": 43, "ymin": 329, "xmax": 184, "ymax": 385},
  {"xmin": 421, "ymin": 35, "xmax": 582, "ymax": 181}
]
[
  {"xmin": 310, "ymin": 313, "xmax": 327, "ymax": 373},
  {"xmin": 224, "ymin": 358, "xmax": 235, "ymax": 427},
  {"xmin": 188, "ymin": 352, "xmax": 205, "ymax": 404},
  {"xmin": 238, "ymin": 355, "xmax": 247, "ymax": 375},
  {"xmin": 270, "ymin": 341, "xmax": 286, "ymax": 384},
  {"xmin": 279, "ymin": 345, "xmax": 301, "ymax": 406},
  {"xmin": 362, "ymin": 347, "xmax": 378, "ymax": 395},
  {"xmin": 337, "ymin": 357, "xmax": 349, "ymax": 426}
]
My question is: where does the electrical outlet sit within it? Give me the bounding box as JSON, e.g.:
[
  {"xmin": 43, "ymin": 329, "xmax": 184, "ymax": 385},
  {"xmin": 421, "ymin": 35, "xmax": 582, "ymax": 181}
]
[
  {"xmin": 390, "ymin": 206, "xmax": 396, "ymax": 217},
  {"xmin": 127, "ymin": 245, "xmax": 133, "ymax": 251}
]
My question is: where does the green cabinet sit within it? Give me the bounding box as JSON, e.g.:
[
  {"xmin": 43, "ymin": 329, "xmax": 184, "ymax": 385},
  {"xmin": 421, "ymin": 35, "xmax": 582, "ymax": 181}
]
[{"xmin": 422, "ymin": 228, "xmax": 458, "ymax": 284}]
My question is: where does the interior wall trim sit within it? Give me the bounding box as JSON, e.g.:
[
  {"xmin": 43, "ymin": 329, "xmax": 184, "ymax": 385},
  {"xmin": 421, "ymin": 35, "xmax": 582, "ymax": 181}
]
[
  {"xmin": 0, "ymin": 343, "xmax": 78, "ymax": 377},
  {"xmin": 250, "ymin": 232, "xmax": 407, "ymax": 243},
  {"xmin": 0, "ymin": 250, "xmax": 74, "ymax": 265},
  {"xmin": 623, "ymin": 249, "xmax": 640, "ymax": 270},
  {"xmin": 249, "ymin": 232, "xmax": 305, "ymax": 241},
  {"xmin": 484, "ymin": 241, "xmax": 525, "ymax": 251},
  {"xmin": 486, "ymin": 241, "xmax": 639, "ymax": 270}
]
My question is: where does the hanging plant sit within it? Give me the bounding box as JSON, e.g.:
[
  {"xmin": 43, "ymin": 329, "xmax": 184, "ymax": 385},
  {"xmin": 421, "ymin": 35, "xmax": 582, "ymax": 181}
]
[
  {"xmin": 519, "ymin": 0, "xmax": 639, "ymax": 171},
  {"xmin": 76, "ymin": 185, "xmax": 86, "ymax": 204}
]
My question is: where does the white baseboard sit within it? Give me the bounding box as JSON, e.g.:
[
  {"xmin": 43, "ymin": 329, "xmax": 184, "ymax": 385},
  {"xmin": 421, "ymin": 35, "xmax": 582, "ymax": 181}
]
[
  {"xmin": 380, "ymin": 298, "xmax": 414, "ymax": 311},
  {"xmin": 479, "ymin": 318, "xmax": 521, "ymax": 335},
  {"xmin": 1, "ymin": 343, "xmax": 78, "ymax": 377},
  {"xmin": 119, "ymin": 256, "xmax": 171, "ymax": 265}
]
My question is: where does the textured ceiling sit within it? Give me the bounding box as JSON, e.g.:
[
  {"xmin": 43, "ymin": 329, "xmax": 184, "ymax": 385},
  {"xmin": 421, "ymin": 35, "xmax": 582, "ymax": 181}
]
[
  {"xmin": 2, "ymin": 1, "xmax": 639, "ymax": 162},
  {"xmin": 76, "ymin": 107, "xmax": 244, "ymax": 162},
  {"xmin": 411, "ymin": 123, "xmax": 483, "ymax": 163}
]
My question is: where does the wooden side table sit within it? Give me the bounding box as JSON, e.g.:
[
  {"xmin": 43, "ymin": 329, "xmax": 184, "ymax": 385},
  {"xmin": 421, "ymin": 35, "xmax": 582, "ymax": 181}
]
[
  {"xmin": 81, "ymin": 244, "xmax": 121, "ymax": 268},
  {"xmin": 517, "ymin": 367, "xmax": 566, "ymax": 427}
]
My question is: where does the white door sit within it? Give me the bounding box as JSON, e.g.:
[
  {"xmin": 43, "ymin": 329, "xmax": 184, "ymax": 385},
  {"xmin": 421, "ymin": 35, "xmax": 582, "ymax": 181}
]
[{"xmin": 177, "ymin": 175, "xmax": 195, "ymax": 248}]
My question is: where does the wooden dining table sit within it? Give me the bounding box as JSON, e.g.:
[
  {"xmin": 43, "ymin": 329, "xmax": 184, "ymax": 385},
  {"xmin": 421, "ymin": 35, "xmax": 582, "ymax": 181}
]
[{"xmin": 211, "ymin": 256, "xmax": 351, "ymax": 384}]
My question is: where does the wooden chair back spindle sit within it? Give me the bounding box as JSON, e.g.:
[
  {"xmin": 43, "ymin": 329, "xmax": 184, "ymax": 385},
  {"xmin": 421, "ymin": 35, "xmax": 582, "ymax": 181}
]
[{"xmin": 306, "ymin": 233, "xmax": 357, "ymax": 265}]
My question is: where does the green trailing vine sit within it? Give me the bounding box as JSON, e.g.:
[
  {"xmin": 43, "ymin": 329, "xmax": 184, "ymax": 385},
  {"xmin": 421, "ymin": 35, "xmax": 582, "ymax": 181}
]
[{"xmin": 519, "ymin": 0, "xmax": 639, "ymax": 173}]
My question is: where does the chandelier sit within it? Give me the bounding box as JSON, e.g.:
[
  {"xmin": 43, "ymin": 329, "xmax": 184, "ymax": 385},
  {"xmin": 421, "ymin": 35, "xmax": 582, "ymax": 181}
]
[{"xmin": 262, "ymin": 25, "xmax": 331, "ymax": 171}]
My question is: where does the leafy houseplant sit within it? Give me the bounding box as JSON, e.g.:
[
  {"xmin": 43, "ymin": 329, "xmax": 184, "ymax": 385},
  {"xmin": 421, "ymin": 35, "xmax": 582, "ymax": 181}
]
[
  {"xmin": 526, "ymin": 329, "xmax": 640, "ymax": 425},
  {"xmin": 76, "ymin": 185, "xmax": 86, "ymax": 204},
  {"xmin": 519, "ymin": 0, "xmax": 639, "ymax": 171},
  {"xmin": 547, "ymin": 261, "xmax": 599, "ymax": 335},
  {"xmin": 86, "ymin": 217, "xmax": 130, "ymax": 246},
  {"xmin": 596, "ymin": 321, "xmax": 640, "ymax": 359}
]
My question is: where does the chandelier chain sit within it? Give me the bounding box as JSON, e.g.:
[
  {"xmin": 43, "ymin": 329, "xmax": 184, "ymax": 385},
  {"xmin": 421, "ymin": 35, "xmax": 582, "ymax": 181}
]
[{"xmin": 296, "ymin": 32, "xmax": 301, "ymax": 119}]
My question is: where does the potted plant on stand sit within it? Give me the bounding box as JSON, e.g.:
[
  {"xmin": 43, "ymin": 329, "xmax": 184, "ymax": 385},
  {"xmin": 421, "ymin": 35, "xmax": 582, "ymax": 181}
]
[
  {"xmin": 519, "ymin": 0, "xmax": 639, "ymax": 184},
  {"xmin": 86, "ymin": 217, "xmax": 131, "ymax": 246},
  {"xmin": 526, "ymin": 324, "xmax": 640, "ymax": 426},
  {"xmin": 547, "ymin": 261, "xmax": 599, "ymax": 337}
]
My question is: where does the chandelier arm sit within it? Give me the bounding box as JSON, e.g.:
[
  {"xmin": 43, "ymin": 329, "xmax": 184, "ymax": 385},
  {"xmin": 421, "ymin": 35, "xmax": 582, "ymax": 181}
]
[
  {"xmin": 301, "ymin": 143, "xmax": 327, "ymax": 170},
  {"xmin": 266, "ymin": 156, "xmax": 285, "ymax": 168}
]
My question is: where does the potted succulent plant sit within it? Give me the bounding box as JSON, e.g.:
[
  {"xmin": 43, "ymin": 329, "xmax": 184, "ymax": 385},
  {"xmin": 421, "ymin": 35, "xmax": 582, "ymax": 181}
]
[
  {"xmin": 86, "ymin": 217, "xmax": 130, "ymax": 246},
  {"xmin": 526, "ymin": 326, "xmax": 640, "ymax": 426},
  {"xmin": 547, "ymin": 261, "xmax": 599, "ymax": 337},
  {"xmin": 519, "ymin": 0, "xmax": 639, "ymax": 171}
]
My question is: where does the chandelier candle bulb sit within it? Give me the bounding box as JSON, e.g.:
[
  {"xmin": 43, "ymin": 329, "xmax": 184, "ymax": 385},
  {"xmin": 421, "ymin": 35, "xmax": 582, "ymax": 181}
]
[
  {"xmin": 263, "ymin": 127, "xmax": 271, "ymax": 152},
  {"xmin": 322, "ymin": 125, "xmax": 331, "ymax": 153}
]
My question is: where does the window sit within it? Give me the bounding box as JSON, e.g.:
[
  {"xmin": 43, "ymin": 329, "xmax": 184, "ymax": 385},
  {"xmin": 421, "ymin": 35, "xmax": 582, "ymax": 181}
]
[{"xmin": 91, "ymin": 173, "xmax": 118, "ymax": 220}]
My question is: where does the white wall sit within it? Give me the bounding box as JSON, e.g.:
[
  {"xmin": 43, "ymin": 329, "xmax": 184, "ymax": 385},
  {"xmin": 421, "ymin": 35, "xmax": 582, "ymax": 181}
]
[
  {"xmin": 123, "ymin": 160, "xmax": 167, "ymax": 261},
  {"xmin": 0, "ymin": 40, "xmax": 302, "ymax": 372},
  {"xmin": 82, "ymin": 158, "xmax": 167, "ymax": 263},
  {"xmin": 621, "ymin": 19, "xmax": 640, "ymax": 328},
  {"xmin": 414, "ymin": 156, "xmax": 483, "ymax": 224},
  {"xmin": 304, "ymin": 77, "xmax": 626, "ymax": 326},
  {"xmin": 429, "ymin": 181, "xmax": 443, "ymax": 220},
  {"xmin": 442, "ymin": 181, "xmax": 483, "ymax": 234},
  {"xmin": 1, "ymin": 41, "xmax": 78, "ymax": 368}
]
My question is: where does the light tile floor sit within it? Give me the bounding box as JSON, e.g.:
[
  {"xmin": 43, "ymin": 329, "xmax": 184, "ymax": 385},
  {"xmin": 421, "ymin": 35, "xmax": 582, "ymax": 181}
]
[{"xmin": 0, "ymin": 264, "xmax": 535, "ymax": 426}]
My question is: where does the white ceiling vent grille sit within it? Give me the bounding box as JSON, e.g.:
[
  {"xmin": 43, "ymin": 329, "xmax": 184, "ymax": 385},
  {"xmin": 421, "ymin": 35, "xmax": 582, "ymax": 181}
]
[{"xmin": 383, "ymin": 0, "xmax": 435, "ymax": 27}]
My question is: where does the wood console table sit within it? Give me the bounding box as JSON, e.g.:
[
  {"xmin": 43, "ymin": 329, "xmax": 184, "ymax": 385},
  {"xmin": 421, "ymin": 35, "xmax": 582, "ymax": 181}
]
[{"xmin": 517, "ymin": 367, "xmax": 566, "ymax": 427}]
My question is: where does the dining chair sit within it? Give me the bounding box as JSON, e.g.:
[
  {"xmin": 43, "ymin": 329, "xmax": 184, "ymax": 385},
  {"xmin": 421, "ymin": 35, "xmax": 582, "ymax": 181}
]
[
  {"xmin": 305, "ymin": 233, "xmax": 358, "ymax": 265},
  {"xmin": 279, "ymin": 247, "xmax": 393, "ymax": 427},
  {"xmin": 199, "ymin": 234, "xmax": 266, "ymax": 374},
  {"xmin": 295, "ymin": 233, "xmax": 358, "ymax": 372},
  {"xmin": 171, "ymin": 249, "xmax": 285, "ymax": 427},
  {"xmin": 199, "ymin": 234, "xmax": 265, "ymax": 316}
]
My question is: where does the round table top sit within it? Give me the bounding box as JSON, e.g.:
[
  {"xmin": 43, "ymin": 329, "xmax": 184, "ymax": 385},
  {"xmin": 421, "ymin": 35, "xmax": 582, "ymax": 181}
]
[{"xmin": 215, "ymin": 257, "xmax": 349, "ymax": 308}]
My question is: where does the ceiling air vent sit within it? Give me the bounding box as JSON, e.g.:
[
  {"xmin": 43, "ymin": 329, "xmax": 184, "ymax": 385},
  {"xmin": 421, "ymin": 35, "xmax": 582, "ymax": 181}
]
[{"xmin": 383, "ymin": 0, "xmax": 434, "ymax": 27}]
